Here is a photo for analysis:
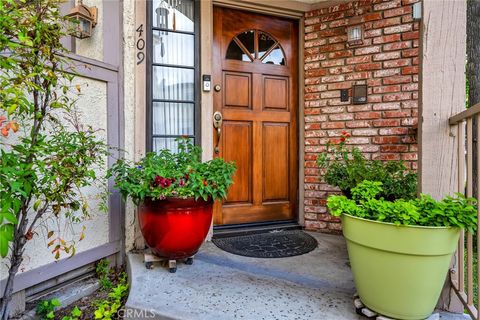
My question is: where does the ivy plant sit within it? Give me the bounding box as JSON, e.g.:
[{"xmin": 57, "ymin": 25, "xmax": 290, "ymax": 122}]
[
  {"xmin": 0, "ymin": 1, "xmax": 108, "ymax": 318},
  {"xmin": 317, "ymin": 132, "xmax": 417, "ymax": 200},
  {"xmin": 327, "ymin": 181, "xmax": 478, "ymax": 233},
  {"xmin": 107, "ymin": 138, "xmax": 237, "ymax": 204}
]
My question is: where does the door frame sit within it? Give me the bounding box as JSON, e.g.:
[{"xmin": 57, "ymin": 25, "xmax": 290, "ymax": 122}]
[{"xmin": 200, "ymin": 0, "xmax": 306, "ymax": 230}]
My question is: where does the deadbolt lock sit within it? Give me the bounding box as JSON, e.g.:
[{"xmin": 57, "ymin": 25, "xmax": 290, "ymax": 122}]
[{"xmin": 214, "ymin": 84, "xmax": 221, "ymax": 92}]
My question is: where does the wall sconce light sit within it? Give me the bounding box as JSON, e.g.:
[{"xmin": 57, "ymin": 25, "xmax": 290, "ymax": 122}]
[
  {"xmin": 412, "ymin": 2, "xmax": 422, "ymax": 20},
  {"xmin": 347, "ymin": 25, "xmax": 364, "ymax": 46},
  {"xmin": 66, "ymin": 0, "xmax": 97, "ymax": 39}
]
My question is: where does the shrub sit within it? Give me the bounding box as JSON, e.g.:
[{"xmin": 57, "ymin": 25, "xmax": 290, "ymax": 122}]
[{"xmin": 317, "ymin": 132, "xmax": 417, "ymax": 200}]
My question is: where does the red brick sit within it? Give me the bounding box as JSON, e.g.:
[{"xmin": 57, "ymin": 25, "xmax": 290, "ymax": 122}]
[
  {"xmin": 373, "ymin": 153, "xmax": 401, "ymax": 160},
  {"xmin": 401, "ymin": 66, "xmax": 419, "ymax": 75},
  {"xmin": 329, "ymin": 66, "xmax": 355, "ymax": 74},
  {"xmin": 379, "ymin": 127, "xmax": 409, "ymax": 135},
  {"xmin": 355, "ymin": 112, "xmax": 382, "ymax": 120},
  {"xmin": 328, "ymin": 50, "xmax": 353, "ymax": 59},
  {"xmin": 373, "ymin": 119, "xmax": 401, "ymax": 127},
  {"xmin": 373, "ymin": 85, "xmax": 401, "ymax": 93},
  {"xmin": 355, "ymin": 62, "xmax": 382, "ymax": 71},
  {"xmin": 329, "ymin": 19, "xmax": 349, "ymax": 28},
  {"xmin": 321, "ymin": 75, "xmax": 345, "ymax": 83},
  {"xmin": 354, "ymin": 46, "xmax": 382, "ymax": 55},
  {"xmin": 374, "ymin": 0, "xmax": 401, "ymax": 11},
  {"xmin": 380, "ymin": 145, "xmax": 409, "ymax": 152},
  {"xmin": 346, "ymin": 56, "xmax": 371, "ymax": 64},
  {"xmin": 372, "ymin": 17, "xmax": 401, "ymax": 29},
  {"xmin": 319, "ymin": 43, "xmax": 345, "ymax": 52},
  {"xmin": 402, "ymin": 48, "xmax": 419, "ymax": 58},
  {"xmin": 373, "ymin": 51, "xmax": 402, "ymax": 61},
  {"xmin": 383, "ymin": 75, "xmax": 412, "ymax": 84},
  {"xmin": 384, "ymin": 110, "xmax": 411, "ymax": 118},
  {"xmin": 329, "ymin": 113, "xmax": 353, "ymax": 121},
  {"xmin": 328, "ymin": 35, "xmax": 348, "ymax": 44},
  {"xmin": 318, "ymin": 28, "xmax": 345, "ymax": 38},
  {"xmin": 346, "ymin": 120, "xmax": 371, "ymax": 128},
  {"xmin": 372, "ymin": 136, "xmax": 401, "ymax": 144},
  {"xmin": 345, "ymin": 72, "xmax": 370, "ymax": 80},
  {"xmin": 373, "ymin": 34, "xmax": 401, "ymax": 44},
  {"xmin": 402, "ymin": 31, "xmax": 419, "ymax": 40},
  {"xmin": 352, "ymin": 128, "xmax": 378, "ymax": 136},
  {"xmin": 384, "ymin": 6, "xmax": 412, "ymax": 18},
  {"xmin": 401, "ymin": 152, "xmax": 418, "ymax": 161},
  {"xmin": 373, "ymin": 102, "xmax": 401, "ymax": 110},
  {"xmin": 383, "ymin": 58, "xmax": 411, "ymax": 68},
  {"xmin": 321, "ymin": 59, "xmax": 345, "ymax": 67},
  {"xmin": 305, "ymin": 69, "xmax": 328, "ymax": 78},
  {"xmin": 383, "ymin": 41, "xmax": 412, "ymax": 51},
  {"xmin": 383, "ymin": 92, "xmax": 412, "ymax": 101},
  {"xmin": 384, "ymin": 24, "xmax": 412, "ymax": 34},
  {"xmin": 363, "ymin": 12, "xmax": 383, "ymax": 22},
  {"xmin": 321, "ymin": 122, "xmax": 345, "ymax": 129},
  {"xmin": 374, "ymin": 68, "xmax": 401, "ymax": 77}
]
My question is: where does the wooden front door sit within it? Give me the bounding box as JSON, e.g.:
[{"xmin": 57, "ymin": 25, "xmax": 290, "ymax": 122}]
[{"xmin": 213, "ymin": 7, "xmax": 298, "ymax": 226}]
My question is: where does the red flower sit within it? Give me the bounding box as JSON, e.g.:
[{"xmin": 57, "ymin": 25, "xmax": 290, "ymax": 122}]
[
  {"xmin": 153, "ymin": 175, "xmax": 163, "ymax": 187},
  {"xmin": 178, "ymin": 179, "xmax": 185, "ymax": 187},
  {"xmin": 202, "ymin": 179, "xmax": 208, "ymax": 187}
]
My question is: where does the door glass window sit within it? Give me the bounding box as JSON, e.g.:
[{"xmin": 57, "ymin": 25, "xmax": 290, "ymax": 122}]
[
  {"xmin": 225, "ymin": 29, "xmax": 285, "ymax": 66},
  {"xmin": 150, "ymin": 0, "xmax": 197, "ymax": 153}
]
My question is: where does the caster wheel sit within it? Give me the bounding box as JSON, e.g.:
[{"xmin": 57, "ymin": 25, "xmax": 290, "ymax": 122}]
[
  {"xmin": 169, "ymin": 267, "xmax": 177, "ymax": 273},
  {"xmin": 185, "ymin": 257, "xmax": 193, "ymax": 265},
  {"xmin": 145, "ymin": 262, "xmax": 154, "ymax": 270}
]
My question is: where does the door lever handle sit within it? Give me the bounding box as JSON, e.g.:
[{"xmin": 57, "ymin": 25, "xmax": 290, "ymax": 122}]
[{"xmin": 213, "ymin": 111, "xmax": 223, "ymax": 154}]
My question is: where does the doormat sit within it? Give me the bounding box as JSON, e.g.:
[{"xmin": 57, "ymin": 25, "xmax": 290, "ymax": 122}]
[{"xmin": 212, "ymin": 230, "xmax": 318, "ymax": 258}]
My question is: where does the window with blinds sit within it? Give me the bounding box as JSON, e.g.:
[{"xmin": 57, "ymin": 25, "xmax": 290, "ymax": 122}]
[{"xmin": 148, "ymin": 0, "xmax": 198, "ymax": 152}]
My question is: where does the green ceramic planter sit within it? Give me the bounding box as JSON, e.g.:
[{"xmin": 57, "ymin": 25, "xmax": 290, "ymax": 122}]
[{"xmin": 342, "ymin": 213, "xmax": 460, "ymax": 320}]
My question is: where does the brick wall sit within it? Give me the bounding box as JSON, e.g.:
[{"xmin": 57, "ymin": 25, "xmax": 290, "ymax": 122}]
[{"xmin": 303, "ymin": 0, "xmax": 419, "ymax": 233}]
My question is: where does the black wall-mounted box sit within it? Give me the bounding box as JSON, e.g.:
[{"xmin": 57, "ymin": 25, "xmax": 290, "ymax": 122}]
[{"xmin": 352, "ymin": 84, "xmax": 368, "ymax": 104}]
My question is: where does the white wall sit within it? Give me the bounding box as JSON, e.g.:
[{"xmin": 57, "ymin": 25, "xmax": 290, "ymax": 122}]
[{"xmin": 0, "ymin": 77, "xmax": 109, "ymax": 280}]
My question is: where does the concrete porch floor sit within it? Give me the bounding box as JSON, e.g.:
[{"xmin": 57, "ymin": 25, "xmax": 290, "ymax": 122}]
[{"xmin": 125, "ymin": 232, "xmax": 470, "ymax": 320}]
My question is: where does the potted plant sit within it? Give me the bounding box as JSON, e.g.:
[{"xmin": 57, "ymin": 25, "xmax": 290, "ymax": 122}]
[
  {"xmin": 327, "ymin": 180, "xmax": 477, "ymax": 320},
  {"xmin": 108, "ymin": 139, "xmax": 236, "ymax": 265}
]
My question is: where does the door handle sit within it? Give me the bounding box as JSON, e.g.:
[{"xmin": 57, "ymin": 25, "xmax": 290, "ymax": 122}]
[{"xmin": 213, "ymin": 111, "xmax": 223, "ymax": 154}]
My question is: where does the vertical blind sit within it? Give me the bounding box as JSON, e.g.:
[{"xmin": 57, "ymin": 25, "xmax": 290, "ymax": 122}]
[{"xmin": 150, "ymin": 0, "xmax": 196, "ymax": 152}]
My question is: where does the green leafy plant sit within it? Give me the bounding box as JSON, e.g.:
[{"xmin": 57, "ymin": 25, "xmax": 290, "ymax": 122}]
[
  {"xmin": 96, "ymin": 259, "xmax": 113, "ymax": 291},
  {"xmin": 93, "ymin": 273, "xmax": 129, "ymax": 320},
  {"xmin": 0, "ymin": 1, "xmax": 108, "ymax": 318},
  {"xmin": 36, "ymin": 298, "xmax": 61, "ymax": 320},
  {"xmin": 327, "ymin": 180, "xmax": 478, "ymax": 233},
  {"xmin": 317, "ymin": 132, "xmax": 417, "ymax": 200},
  {"xmin": 61, "ymin": 306, "xmax": 82, "ymax": 320},
  {"xmin": 107, "ymin": 138, "xmax": 237, "ymax": 204}
]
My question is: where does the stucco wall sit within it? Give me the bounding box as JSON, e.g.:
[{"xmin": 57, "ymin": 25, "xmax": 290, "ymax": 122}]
[
  {"xmin": 0, "ymin": 77, "xmax": 109, "ymax": 281},
  {"xmin": 123, "ymin": 0, "xmax": 138, "ymax": 252},
  {"xmin": 75, "ymin": 0, "xmax": 104, "ymax": 61}
]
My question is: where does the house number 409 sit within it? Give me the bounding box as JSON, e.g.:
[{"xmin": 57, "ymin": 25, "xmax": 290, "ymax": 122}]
[{"xmin": 136, "ymin": 24, "xmax": 145, "ymax": 65}]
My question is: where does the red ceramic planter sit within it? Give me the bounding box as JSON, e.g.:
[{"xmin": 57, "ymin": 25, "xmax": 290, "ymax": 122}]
[{"xmin": 138, "ymin": 197, "xmax": 213, "ymax": 259}]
